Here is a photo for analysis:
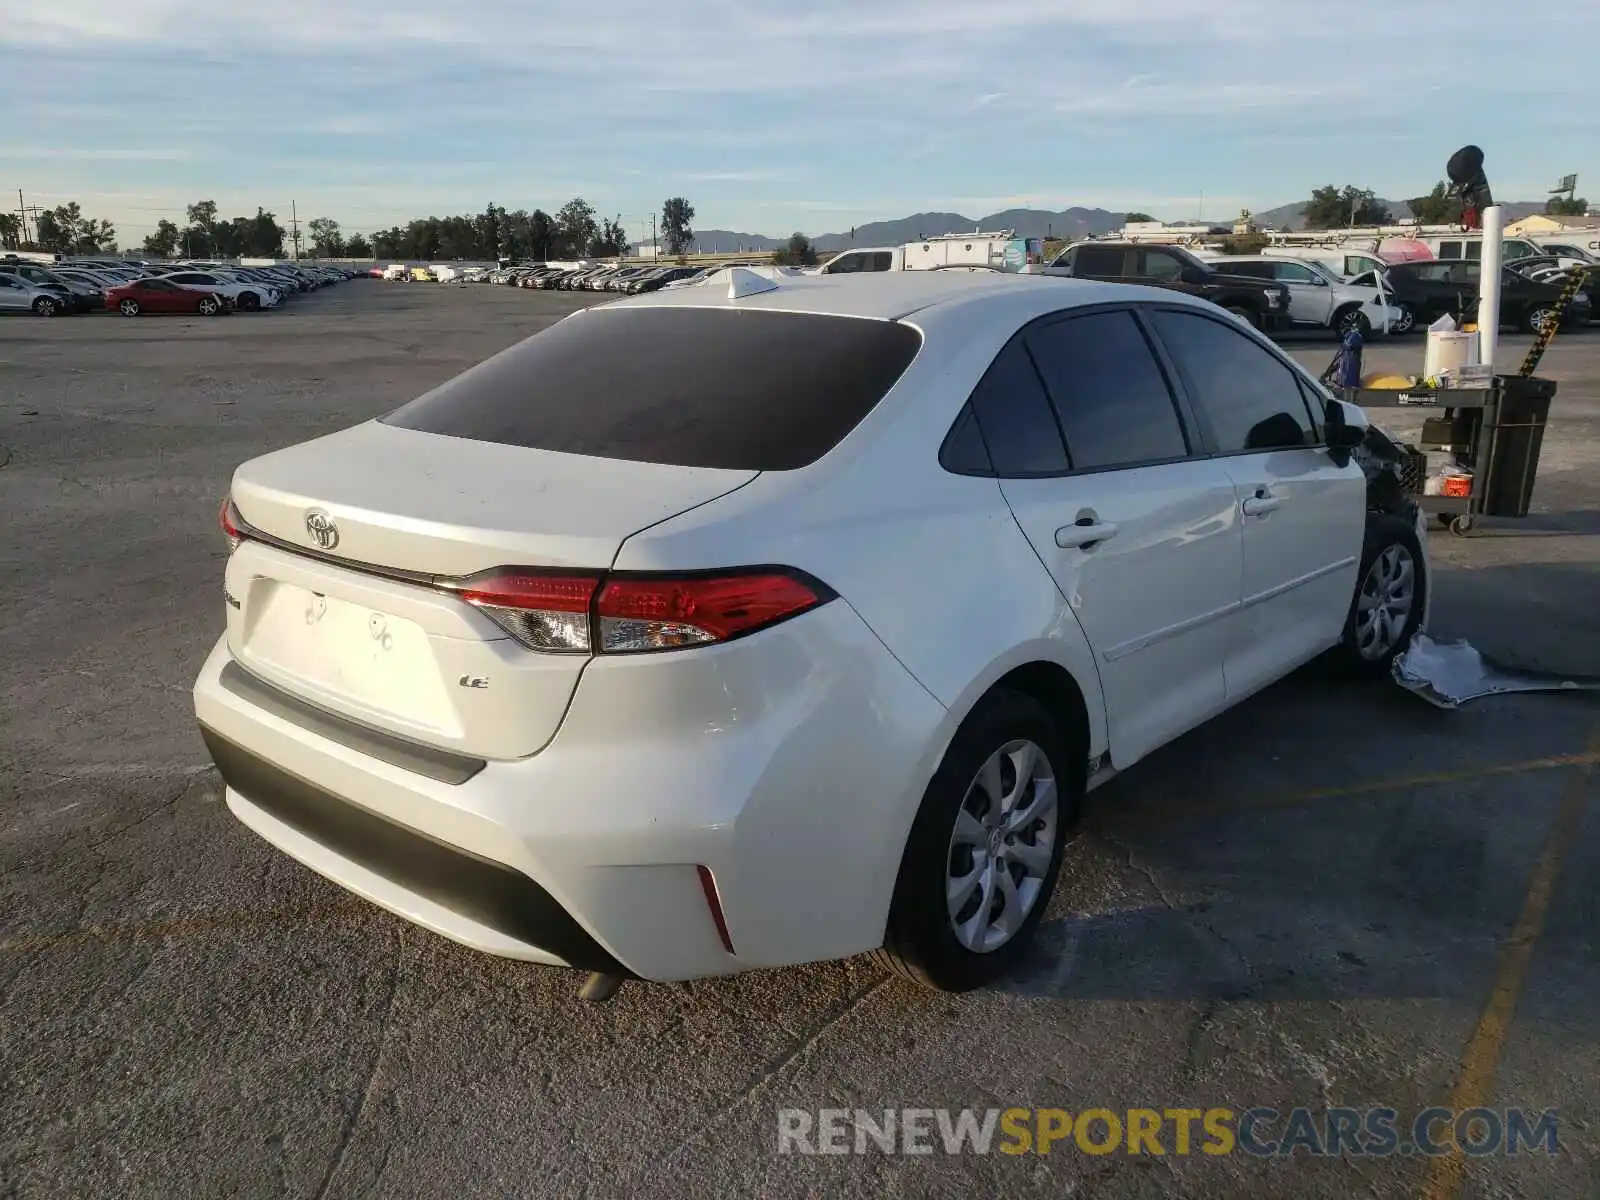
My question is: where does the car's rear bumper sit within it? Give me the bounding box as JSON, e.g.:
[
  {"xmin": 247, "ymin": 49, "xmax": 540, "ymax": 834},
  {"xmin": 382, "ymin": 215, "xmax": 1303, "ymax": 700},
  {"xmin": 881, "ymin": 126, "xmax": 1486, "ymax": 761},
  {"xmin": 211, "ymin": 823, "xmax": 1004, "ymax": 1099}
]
[{"xmin": 192, "ymin": 599, "xmax": 948, "ymax": 982}]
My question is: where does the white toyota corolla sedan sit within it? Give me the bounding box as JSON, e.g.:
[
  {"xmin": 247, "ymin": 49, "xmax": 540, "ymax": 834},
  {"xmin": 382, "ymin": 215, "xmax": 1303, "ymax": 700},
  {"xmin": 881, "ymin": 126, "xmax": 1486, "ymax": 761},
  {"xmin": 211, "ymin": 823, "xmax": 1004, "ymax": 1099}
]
[{"xmin": 193, "ymin": 270, "xmax": 1430, "ymax": 994}]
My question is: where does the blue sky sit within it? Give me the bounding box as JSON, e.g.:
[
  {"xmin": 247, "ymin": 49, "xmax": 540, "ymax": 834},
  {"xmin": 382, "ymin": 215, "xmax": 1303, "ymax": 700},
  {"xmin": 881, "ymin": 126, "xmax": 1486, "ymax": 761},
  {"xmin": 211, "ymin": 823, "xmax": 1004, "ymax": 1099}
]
[{"xmin": 2, "ymin": 0, "xmax": 1596, "ymax": 246}]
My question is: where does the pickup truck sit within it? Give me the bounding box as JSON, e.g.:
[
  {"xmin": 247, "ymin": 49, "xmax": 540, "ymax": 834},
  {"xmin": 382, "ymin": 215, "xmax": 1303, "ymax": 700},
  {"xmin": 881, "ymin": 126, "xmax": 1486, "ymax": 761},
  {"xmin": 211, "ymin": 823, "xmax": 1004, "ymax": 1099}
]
[{"xmin": 1022, "ymin": 241, "xmax": 1290, "ymax": 332}]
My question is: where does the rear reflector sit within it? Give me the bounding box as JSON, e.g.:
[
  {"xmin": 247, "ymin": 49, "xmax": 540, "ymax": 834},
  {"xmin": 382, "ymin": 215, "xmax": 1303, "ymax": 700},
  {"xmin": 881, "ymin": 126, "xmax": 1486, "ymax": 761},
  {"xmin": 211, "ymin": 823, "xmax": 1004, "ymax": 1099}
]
[{"xmin": 697, "ymin": 865, "xmax": 735, "ymax": 954}]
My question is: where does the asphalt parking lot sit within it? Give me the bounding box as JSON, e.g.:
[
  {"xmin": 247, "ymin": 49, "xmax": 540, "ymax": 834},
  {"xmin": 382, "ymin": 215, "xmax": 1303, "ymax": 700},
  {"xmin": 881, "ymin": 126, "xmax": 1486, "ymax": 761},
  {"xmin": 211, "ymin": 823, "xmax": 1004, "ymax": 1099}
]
[{"xmin": 1, "ymin": 283, "xmax": 1597, "ymax": 1200}]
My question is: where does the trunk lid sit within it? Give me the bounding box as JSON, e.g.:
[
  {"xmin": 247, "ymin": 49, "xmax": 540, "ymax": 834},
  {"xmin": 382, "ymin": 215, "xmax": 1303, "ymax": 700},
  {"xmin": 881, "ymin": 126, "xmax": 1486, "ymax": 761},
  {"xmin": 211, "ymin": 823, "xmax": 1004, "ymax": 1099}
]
[{"xmin": 225, "ymin": 420, "xmax": 756, "ymax": 759}]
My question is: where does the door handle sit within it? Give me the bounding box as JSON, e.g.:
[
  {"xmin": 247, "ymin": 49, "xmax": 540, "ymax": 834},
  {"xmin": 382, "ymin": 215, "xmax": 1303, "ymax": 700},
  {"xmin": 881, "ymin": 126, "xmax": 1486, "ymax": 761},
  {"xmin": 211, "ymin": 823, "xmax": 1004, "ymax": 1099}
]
[
  {"xmin": 1056, "ymin": 520, "xmax": 1119, "ymax": 549},
  {"xmin": 1241, "ymin": 492, "xmax": 1282, "ymax": 517}
]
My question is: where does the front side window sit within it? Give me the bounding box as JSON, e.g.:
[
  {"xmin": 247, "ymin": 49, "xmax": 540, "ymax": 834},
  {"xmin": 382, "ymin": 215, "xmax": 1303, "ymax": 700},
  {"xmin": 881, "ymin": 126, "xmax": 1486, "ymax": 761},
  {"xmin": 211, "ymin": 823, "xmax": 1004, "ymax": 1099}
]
[
  {"xmin": 1073, "ymin": 246, "xmax": 1126, "ymax": 276},
  {"xmin": 1024, "ymin": 310, "xmax": 1190, "ymax": 470},
  {"xmin": 1149, "ymin": 308, "xmax": 1316, "ymax": 454},
  {"xmin": 1138, "ymin": 251, "xmax": 1185, "ymax": 282}
]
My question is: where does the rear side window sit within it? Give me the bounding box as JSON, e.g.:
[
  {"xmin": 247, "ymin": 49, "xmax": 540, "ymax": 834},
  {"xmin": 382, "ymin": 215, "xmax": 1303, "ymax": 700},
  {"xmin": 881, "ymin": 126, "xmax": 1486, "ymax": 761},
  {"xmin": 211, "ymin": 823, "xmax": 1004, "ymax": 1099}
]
[
  {"xmin": 963, "ymin": 340, "xmax": 1069, "ymax": 475},
  {"xmin": 1025, "ymin": 311, "xmax": 1190, "ymax": 470},
  {"xmin": 382, "ymin": 307, "xmax": 922, "ymax": 471},
  {"xmin": 1149, "ymin": 309, "xmax": 1316, "ymax": 454}
]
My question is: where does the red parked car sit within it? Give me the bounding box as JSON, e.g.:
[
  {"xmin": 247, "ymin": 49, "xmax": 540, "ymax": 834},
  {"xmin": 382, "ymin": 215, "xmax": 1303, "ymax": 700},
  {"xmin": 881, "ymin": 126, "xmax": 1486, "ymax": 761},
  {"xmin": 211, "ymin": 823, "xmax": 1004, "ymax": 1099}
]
[{"xmin": 105, "ymin": 278, "xmax": 228, "ymax": 317}]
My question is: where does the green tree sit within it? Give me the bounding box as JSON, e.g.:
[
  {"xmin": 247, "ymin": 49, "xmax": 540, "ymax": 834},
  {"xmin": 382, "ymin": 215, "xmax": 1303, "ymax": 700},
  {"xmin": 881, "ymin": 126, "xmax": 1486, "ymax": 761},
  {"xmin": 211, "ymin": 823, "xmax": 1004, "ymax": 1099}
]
[
  {"xmin": 1407, "ymin": 181, "xmax": 1462, "ymax": 225},
  {"xmin": 245, "ymin": 209, "xmax": 286, "ymax": 257},
  {"xmin": 185, "ymin": 199, "xmax": 219, "ymax": 255},
  {"xmin": 345, "ymin": 233, "xmax": 373, "ymax": 258},
  {"xmin": 555, "ymin": 198, "xmax": 598, "ymax": 258},
  {"xmin": 0, "ymin": 212, "xmax": 19, "ymax": 250},
  {"xmin": 1123, "ymin": 211, "xmax": 1155, "ymax": 223},
  {"xmin": 593, "ymin": 215, "xmax": 629, "ymax": 257},
  {"xmin": 307, "ymin": 217, "xmax": 345, "ymax": 257},
  {"xmin": 143, "ymin": 219, "xmax": 181, "ymax": 257},
  {"xmin": 773, "ymin": 232, "xmax": 818, "ymax": 266},
  {"xmin": 1221, "ymin": 233, "xmax": 1270, "ymax": 254},
  {"xmin": 661, "ymin": 196, "xmax": 695, "ymax": 256},
  {"xmin": 1303, "ymin": 185, "xmax": 1391, "ymax": 230},
  {"xmin": 1546, "ymin": 196, "xmax": 1589, "ymax": 216},
  {"xmin": 34, "ymin": 210, "xmax": 68, "ymax": 253}
]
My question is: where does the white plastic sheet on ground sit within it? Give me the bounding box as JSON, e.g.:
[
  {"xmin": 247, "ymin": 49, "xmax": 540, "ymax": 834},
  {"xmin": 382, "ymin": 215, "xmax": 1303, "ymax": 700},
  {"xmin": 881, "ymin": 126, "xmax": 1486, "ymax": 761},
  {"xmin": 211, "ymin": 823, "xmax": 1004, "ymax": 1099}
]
[{"xmin": 1392, "ymin": 632, "xmax": 1600, "ymax": 709}]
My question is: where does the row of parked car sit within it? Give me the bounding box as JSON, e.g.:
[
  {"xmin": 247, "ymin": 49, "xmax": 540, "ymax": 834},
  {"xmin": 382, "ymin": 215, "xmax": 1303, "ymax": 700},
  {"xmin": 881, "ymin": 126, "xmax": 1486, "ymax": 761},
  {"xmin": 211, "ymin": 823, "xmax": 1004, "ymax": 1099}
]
[
  {"xmin": 1033, "ymin": 241, "xmax": 1595, "ymax": 338},
  {"xmin": 0, "ymin": 254, "xmax": 363, "ymax": 318},
  {"xmin": 477, "ymin": 262, "xmax": 762, "ymax": 294}
]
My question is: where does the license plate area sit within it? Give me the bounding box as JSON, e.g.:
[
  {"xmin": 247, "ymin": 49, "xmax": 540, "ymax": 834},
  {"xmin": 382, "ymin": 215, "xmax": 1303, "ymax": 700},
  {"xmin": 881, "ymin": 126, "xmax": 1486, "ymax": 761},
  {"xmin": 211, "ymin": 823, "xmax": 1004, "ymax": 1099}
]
[{"xmin": 241, "ymin": 581, "xmax": 458, "ymax": 735}]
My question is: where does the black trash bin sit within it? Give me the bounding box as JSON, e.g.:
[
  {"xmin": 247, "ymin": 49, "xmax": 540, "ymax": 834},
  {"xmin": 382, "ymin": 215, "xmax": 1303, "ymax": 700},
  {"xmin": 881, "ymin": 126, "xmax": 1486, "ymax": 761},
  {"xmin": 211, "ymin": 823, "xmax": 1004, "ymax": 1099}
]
[{"xmin": 1483, "ymin": 375, "xmax": 1556, "ymax": 518}]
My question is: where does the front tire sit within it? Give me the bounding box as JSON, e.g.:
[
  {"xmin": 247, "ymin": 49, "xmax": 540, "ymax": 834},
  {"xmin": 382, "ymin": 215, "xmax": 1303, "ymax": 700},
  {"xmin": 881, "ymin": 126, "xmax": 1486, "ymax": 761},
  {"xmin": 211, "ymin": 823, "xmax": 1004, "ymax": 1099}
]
[
  {"xmin": 1226, "ymin": 304, "xmax": 1261, "ymax": 330},
  {"xmin": 118, "ymin": 299, "xmax": 140, "ymax": 317},
  {"xmin": 875, "ymin": 690, "xmax": 1079, "ymax": 992},
  {"xmin": 1336, "ymin": 306, "xmax": 1372, "ymax": 336},
  {"xmin": 1341, "ymin": 514, "xmax": 1426, "ymax": 674},
  {"xmin": 197, "ymin": 296, "xmax": 221, "ymax": 316},
  {"xmin": 1390, "ymin": 304, "xmax": 1416, "ymax": 335},
  {"xmin": 33, "ymin": 297, "xmax": 60, "ymax": 317},
  {"xmin": 238, "ymin": 291, "xmax": 260, "ymax": 311}
]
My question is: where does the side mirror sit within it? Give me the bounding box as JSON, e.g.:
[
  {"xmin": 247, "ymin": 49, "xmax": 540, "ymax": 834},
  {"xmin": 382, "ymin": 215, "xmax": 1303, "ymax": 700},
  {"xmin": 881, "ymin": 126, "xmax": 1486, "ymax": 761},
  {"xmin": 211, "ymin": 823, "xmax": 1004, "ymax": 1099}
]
[{"xmin": 1323, "ymin": 396, "xmax": 1367, "ymax": 464}]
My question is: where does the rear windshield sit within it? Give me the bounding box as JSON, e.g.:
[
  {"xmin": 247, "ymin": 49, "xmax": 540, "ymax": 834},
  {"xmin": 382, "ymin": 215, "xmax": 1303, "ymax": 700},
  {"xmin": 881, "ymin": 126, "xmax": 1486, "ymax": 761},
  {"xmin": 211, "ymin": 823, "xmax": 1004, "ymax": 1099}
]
[{"xmin": 382, "ymin": 306, "xmax": 923, "ymax": 470}]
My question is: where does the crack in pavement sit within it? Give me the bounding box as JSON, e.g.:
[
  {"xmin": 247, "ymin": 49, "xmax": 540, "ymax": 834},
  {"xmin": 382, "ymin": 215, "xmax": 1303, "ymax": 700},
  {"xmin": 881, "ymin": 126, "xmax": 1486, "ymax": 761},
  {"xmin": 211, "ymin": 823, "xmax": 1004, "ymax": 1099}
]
[
  {"xmin": 1100, "ymin": 830, "xmax": 1178, "ymax": 910},
  {"xmin": 311, "ymin": 926, "xmax": 407, "ymax": 1200},
  {"xmin": 642, "ymin": 972, "xmax": 895, "ymax": 1179}
]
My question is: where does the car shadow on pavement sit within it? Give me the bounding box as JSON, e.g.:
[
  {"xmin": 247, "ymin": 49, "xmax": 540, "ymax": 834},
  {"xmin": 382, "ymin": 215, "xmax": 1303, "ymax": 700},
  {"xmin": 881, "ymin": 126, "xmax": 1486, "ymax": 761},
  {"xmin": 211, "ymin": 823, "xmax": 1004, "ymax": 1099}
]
[{"xmin": 998, "ymin": 556, "xmax": 1600, "ymax": 1008}]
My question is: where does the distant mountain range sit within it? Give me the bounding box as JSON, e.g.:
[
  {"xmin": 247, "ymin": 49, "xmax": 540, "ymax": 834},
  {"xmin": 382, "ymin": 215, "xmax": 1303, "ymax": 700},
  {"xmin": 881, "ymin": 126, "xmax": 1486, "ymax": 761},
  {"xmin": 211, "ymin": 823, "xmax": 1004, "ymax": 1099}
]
[
  {"xmin": 658, "ymin": 199, "xmax": 1551, "ymax": 253},
  {"xmin": 664, "ymin": 207, "xmax": 1127, "ymax": 253}
]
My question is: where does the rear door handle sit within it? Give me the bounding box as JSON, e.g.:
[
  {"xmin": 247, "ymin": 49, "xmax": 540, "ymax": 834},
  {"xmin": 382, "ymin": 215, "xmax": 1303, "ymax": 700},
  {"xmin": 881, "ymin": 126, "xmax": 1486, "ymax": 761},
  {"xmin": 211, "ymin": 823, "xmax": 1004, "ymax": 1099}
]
[
  {"xmin": 1241, "ymin": 493, "xmax": 1282, "ymax": 517},
  {"xmin": 1056, "ymin": 521, "xmax": 1119, "ymax": 549}
]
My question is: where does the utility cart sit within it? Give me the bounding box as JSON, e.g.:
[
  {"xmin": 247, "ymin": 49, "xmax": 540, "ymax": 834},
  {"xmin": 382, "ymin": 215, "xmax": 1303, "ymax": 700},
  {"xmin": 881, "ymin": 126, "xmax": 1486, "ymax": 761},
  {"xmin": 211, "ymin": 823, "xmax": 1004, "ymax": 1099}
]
[{"xmin": 1341, "ymin": 374, "xmax": 1557, "ymax": 536}]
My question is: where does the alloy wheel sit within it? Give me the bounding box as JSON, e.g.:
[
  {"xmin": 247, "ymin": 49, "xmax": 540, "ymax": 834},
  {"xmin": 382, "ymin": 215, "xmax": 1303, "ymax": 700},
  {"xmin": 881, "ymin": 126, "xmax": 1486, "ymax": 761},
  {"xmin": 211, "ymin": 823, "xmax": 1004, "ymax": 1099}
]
[
  {"xmin": 1354, "ymin": 544, "xmax": 1416, "ymax": 660},
  {"xmin": 945, "ymin": 739, "xmax": 1059, "ymax": 953}
]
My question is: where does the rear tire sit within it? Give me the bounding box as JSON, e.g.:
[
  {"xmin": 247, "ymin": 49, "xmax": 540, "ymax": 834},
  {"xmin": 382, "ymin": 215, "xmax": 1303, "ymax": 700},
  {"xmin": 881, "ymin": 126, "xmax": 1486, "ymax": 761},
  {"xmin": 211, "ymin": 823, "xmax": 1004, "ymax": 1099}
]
[
  {"xmin": 874, "ymin": 690, "xmax": 1079, "ymax": 992},
  {"xmin": 1524, "ymin": 305, "xmax": 1558, "ymax": 335},
  {"xmin": 118, "ymin": 299, "xmax": 141, "ymax": 317},
  {"xmin": 1341, "ymin": 514, "xmax": 1426, "ymax": 675}
]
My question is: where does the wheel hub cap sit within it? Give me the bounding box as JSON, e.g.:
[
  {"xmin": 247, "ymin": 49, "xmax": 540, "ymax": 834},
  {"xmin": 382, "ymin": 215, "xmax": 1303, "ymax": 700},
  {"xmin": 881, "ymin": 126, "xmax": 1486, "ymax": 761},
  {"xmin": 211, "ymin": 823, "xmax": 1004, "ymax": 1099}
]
[
  {"xmin": 1355, "ymin": 545, "xmax": 1416, "ymax": 659},
  {"xmin": 946, "ymin": 739, "xmax": 1059, "ymax": 954}
]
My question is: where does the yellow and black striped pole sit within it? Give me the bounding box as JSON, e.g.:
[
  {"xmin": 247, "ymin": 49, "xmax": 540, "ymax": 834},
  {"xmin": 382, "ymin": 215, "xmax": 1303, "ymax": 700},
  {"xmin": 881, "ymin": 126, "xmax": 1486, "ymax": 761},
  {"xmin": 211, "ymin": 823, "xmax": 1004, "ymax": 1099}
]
[{"xmin": 1519, "ymin": 264, "xmax": 1589, "ymax": 377}]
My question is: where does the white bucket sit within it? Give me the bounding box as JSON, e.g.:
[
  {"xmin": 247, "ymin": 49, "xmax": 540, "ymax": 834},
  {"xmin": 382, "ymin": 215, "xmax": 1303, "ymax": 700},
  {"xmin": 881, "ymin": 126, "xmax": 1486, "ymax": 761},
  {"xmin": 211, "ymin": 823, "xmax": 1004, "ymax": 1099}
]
[{"xmin": 1424, "ymin": 330, "xmax": 1480, "ymax": 380}]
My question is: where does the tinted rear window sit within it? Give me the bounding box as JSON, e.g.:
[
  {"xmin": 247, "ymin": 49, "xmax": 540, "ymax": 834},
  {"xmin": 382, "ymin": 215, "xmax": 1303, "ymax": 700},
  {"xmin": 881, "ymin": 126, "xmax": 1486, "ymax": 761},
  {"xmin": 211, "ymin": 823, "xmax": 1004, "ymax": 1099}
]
[{"xmin": 382, "ymin": 307, "xmax": 922, "ymax": 470}]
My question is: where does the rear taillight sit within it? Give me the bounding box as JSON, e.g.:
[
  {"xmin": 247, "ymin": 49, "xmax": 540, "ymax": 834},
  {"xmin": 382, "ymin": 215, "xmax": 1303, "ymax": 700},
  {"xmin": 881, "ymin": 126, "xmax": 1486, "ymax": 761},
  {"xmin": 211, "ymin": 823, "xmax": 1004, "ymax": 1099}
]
[
  {"xmin": 596, "ymin": 572, "xmax": 828, "ymax": 652},
  {"xmin": 447, "ymin": 567, "xmax": 832, "ymax": 654},
  {"xmin": 455, "ymin": 570, "xmax": 600, "ymax": 654},
  {"xmin": 219, "ymin": 496, "xmax": 245, "ymax": 553}
]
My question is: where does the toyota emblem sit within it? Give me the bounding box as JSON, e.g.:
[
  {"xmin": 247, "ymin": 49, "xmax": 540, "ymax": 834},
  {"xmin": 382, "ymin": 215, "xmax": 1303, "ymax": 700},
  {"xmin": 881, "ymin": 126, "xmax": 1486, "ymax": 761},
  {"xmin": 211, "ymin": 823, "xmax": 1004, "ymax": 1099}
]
[{"xmin": 304, "ymin": 509, "xmax": 340, "ymax": 550}]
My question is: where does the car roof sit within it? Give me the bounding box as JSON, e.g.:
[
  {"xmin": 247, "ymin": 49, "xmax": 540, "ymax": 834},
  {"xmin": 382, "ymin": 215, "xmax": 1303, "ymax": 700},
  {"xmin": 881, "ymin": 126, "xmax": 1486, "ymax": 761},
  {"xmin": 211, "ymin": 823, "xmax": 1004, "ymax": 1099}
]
[{"xmin": 608, "ymin": 270, "xmax": 1181, "ymax": 323}]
